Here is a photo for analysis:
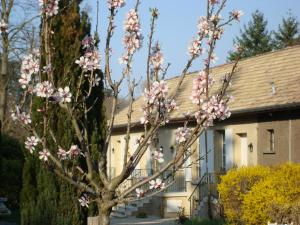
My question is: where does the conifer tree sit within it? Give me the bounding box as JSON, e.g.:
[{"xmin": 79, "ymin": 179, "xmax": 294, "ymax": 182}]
[
  {"xmin": 274, "ymin": 12, "xmax": 299, "ymax": 49},
  {"xmin": 228, "ymin": 10, "xmax": 273, "ymax": 61},
  {"xmin": 21, "ymin": 1, "xmax": 97, "ymax": 224}
]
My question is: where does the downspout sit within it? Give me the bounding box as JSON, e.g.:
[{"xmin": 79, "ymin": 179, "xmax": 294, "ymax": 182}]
[{"xmin": 288, "ymin": 118, "xmax": 292, "ymax": 162}]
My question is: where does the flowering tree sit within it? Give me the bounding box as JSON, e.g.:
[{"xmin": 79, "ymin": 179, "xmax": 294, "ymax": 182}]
[
  {"xmin": 13, "ymin": 0, "xmax": 243, "ymax": 225},
  {"xmin": 0, "ymin": 0, "xmax": 39, "ymax": 136}
]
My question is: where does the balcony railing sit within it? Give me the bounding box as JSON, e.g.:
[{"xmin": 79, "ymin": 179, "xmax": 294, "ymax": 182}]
[{"xmin": 115, "ymin": 168, "xmax": 187, "ymax": 194}]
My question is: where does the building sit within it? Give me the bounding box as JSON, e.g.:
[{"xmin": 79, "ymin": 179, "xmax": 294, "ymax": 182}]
[{"xmin": 108, "ymin": 45, "xmax": 300, "ymax": 218}]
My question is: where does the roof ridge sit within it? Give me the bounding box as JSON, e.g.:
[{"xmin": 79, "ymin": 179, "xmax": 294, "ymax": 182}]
[{"xmin": 164, "ymin": 44, "xmax": 300, "ymax": 82}]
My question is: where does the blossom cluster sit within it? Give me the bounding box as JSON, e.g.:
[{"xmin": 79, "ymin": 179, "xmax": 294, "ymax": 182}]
[
  {"xmin": 140, "ymin": 80, "xmax": 177, "ymax": 124},
  {"xmin": 11, "ymin": 108, "xmax": 31, "ymax": 125},
  {"xmin": 188, "ymin": 38, "xmax": 203, "ymax": 58},
  {"xmin": 0, "ymin": 19, "xmax": 8, "ymax": 33},
  {"xmin": 108, "ymin": 0, "xmax": 125, "ymax": 9},
  {"xmin": 153, "ymin": 150, "xmax": 164, "ymax": 163},
  {"xmin": 120, "ymin": 9, "xmax": 143, "ymax": 64},
  {"xmin": 76, "ymin": 36, "xmax": 100, "ymax": 72},
  {"xmin": 57, "ymin": 145, "xmax": 83, "ymax": 160},
  {"xmin": 150, "ymin": 43, "xmax": 164, "ymax": 72},
  {"xmin": 195, "ymin": 95, "xmax": 231, "ymax": 127},
  {"xmin": 175, "ymin": 127, "xmax": 191, "ymax": 144},
  {"xmin": 191, "ymin": 71, "xmax": 214, "ymax": 105},
  {"xmin": 149, "ymin": 178, "xmax": 165, "ymax": 190},
  {"xmin": 19, "ymin": 51, "xmax": 40, "ymax": 90},
  {"xmin": 39, "ymin": 0, "xmax": 59, "ymax": 17}
]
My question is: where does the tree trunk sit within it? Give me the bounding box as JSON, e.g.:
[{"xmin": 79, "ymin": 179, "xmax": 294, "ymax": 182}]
[
  {"xmin": 0, "ymin": 29, "xmax": 9, "ymax": 135},
  {"xmin": 97, "ymin": 210, "xmax": 111, "ymax": 225},
  {"xmin": 97, "ymin": 199, "xmax": 113, "ymax": 225}
]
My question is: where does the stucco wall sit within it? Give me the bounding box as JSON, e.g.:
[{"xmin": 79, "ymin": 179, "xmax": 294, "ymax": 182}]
[{"xmin": 257, "ymin": 118, "xmax": 300, "ymax": 165}]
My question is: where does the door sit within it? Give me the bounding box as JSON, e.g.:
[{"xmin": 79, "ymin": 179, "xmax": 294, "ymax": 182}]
[
  {"xmin": 240, "ymin": 134, "xmax": 248, "ymax": 166},
  {"xmin": 199, "ymin": 130, "xmax": 214, "ymax": 177}
]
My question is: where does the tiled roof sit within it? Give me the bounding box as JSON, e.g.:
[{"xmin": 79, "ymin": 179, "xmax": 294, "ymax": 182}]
[{"xmin": 113, "ymin": 45, "xmax": 300, "ymax": 127}]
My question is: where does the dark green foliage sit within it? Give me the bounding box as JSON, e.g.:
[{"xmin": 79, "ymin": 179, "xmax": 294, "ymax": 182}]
[
  {"xmin": 274, "ymin": 12, "xmax": 299, "ymax": 49},
  {"xmin": 228, "ymin": 10, "xmax": 274, "ymax": 61},
  {"xmin": 21, "ymin": 1, "xmax": 99, "ymax": 224},
  {"xmin": 0, "ymin": 135, "xmax": 23, "ymax": 209}
]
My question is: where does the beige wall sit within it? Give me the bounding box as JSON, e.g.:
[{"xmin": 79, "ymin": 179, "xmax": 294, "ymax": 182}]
[{"xmin": 257, "ymin": 118, "xmax": 300, "ymax": 165}]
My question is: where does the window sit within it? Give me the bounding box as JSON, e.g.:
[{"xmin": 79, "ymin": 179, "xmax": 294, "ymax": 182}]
[
  {"xmin": 217, "ymin": 130, "xmax": 226, "ymax": 171},
  {"xmin": 267, "ymin": 129, "xmax": 275, "ymax": 152}
]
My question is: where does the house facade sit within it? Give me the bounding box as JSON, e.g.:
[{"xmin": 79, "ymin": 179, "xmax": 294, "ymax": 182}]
[{"xmin": 108, "ymin": 46, "xmax": 300, "ymax": 218}]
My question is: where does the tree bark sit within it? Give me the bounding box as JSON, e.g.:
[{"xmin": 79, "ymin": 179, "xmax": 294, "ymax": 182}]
[
  {"xmin": 97, "ymin": 201, "xmax": 112, "ymax": 225},
  {"xmin": 0, "ymin": 38, "xmax": 9, "ymax": 135}
]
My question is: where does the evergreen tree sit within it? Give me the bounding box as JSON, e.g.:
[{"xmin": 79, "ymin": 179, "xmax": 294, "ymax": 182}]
[
  {"xmin": 274, "ymin": 11, "xmax": 299, "ymax": 49},
  {"xmin": 21, "ymin": 1, "xmax": 96, "ymax": 224},
  {"xmin": 228, "ymin": 10, "xmax": 274, "ymax": 61}
]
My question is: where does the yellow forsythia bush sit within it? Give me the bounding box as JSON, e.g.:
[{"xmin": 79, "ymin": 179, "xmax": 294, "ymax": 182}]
[
  {"xmin": 217, "ymin": 166, "xmax": 271, "ymax": 225},
  {"xmin": 242, "ymin": 163, "xmax": 300, "ymax": 225}
]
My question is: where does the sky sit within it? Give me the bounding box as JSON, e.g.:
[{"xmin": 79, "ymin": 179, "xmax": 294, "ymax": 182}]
[{"xmin": 81, "ymin": 0, "xmax": 300, "ymax": 96}]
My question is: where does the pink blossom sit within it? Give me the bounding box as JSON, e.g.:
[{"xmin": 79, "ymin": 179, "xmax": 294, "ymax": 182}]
[
  {"xmin": 231, "ymin": 10, "xmax": 244, "ymax": 22},
  {"xmin": 108, "ymin": 0, "xmax": 125, "ymax": 9},
  {"xmin": 175, "ymin": 127, "xmax": 191, "ymax": 144},
  {"xmin": 68, "ymin": 145, "xmax": 82, "ymax": 158},
  {"xmin": 57, "ymin": 148, "xmax": 68, "ymax": 160},
  {"xmin": 19, "ymin": 112, "xmax": 32, "ymax": 125},
  {"xmin": 35, "ymin": 81, "xmax": 54, "ymax": 98},
  {"xmin": 188, "ymin": 38, "xmax": 203, "ymax": 57},
  {"xmin": 191, "ymin": 71, "xmax": 214, "ymax": 105},
  {"xmin": 75, "ymin": 50, "xmax": 100, "ymax": 71},
  {"xmin": 39, "ymin": 149, "xmax": 50, "ymax": 161},
  {"xmin": 81, "ymin": 36, "xmax": 95, "ymax": 49},
  {"xmin": 57, "ymin": 86, "xmax": 72, "ymax": 103},
  {"xmin": 39, "ymin": 0, "xmax": 59, "ymax": 17},
  {"xmin": 19, "ymin": 74, "xmax": 32, "ymax": 89},
  {"xmin": 25, "ymin": 136, "xmax": 39, "ymax": 153},
  {"xmin": 122, "ymin": 9, "xmax": 143, "ymax": 56},
  {"xmin": 149, "ymin": 178, "xmax": 165, "ymax": 189},
  {"xmin": 195, "ymin": 96, "xmax": 231, "ymax": 127},
  {"xmin": 197, "ymin": 17, "xmax": 212, "ymax": 36},
  {"xmin": 78, "ymin": 194, "xmax": 89, "ymax": 208},
  {"xmin": 153, "ymin": 150, "xmax": 164, "ymax": 163},
  {"xmin": 150, "ymin": 44, "xmax": 164, "ymax": 71},
  {"xmin": 135, "ymin": 188, "xmax": 144, "ymax": 198}
]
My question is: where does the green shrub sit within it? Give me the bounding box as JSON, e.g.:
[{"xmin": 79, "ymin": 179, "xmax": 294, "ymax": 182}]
[{"xmin": 217, "ymin": 166, "xmax": 271, "ymax": 224}]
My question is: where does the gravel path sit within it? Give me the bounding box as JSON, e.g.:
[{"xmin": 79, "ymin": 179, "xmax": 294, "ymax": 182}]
[{"xmin": 111, "ymin": 216, "xmax": 176, "ymax": 225}]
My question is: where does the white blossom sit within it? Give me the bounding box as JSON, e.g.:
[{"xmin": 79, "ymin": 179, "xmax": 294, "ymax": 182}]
[
  {"xmin": 153, "ymin": 150, "xmax": 164, "ymax": 163},
  {"xmin": 175, "ymin": 127, "xmax": 191, "ymax": 144},
  {"xmin": 39, "ymin": 0, "xmax": 59, "ymax": 17},
  {"xmin": 35, "ymin": 81, "xmax": 54, "ymax": 98},
  {"xmin": 135, "ymin": 188, "xmax": 144, "ymax": 198},
  {"xmin": 57, "ymin": 148, "xmax": 68, "ymax": 160},
  {"xmin": 78, "ymin": 194, "xmax": 89, "ymax": 208},
  {"xmin": 25, "ymin": 136, "xmax": 39, "ymax": 153},
  {"xmin": 149, "ymin": 178, "xmax": 165, "ymax": 190},
  {"xmin": 39, "ymin": 149, "xmax": 50, "ymax": 161},
  {"xmin": 57, "ymin": 86, "xmax": 72, "ymax": 103}
]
